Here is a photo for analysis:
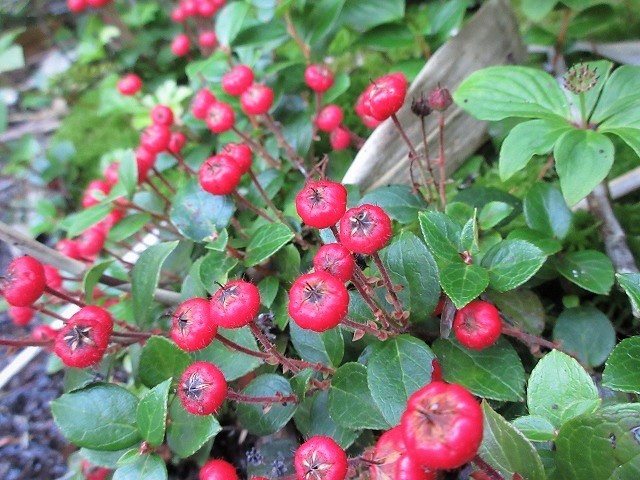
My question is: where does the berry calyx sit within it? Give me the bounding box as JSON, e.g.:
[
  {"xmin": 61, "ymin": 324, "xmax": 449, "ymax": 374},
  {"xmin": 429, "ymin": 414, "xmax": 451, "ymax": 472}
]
[
  {"xmin": 171, "ymin": 33, "xmax": 191, "ymax": 56},
  {"xmin": 338, "ymin": 204, "xmax": 392, "ymax": 255},
  {"xmin": 401, "ymin": 381, "xmax": 483, "ymax": 470},
  {"xmin": 288, "ymin": 271, "xmax": 349, "ymax": 332},
  {"xmin": 365, "ymin": 73, "xmax": 408, "ymax": 121},
  {"xmin": 9, "ymin": 306, "xmax": 35, "ymax": 326},
  {"xmin": 199, "ymin": 154, "xmax": 243, "ymax": 196},
  {"xmin": 2, "ymin": 256, "xmax": 46, "ymax": 307},
  {"xmin": 312, "ymin": 243, "xmax": 354, "ymax": 283},
  {"xmin": 240, "ymin": 84, "xmax": 274, "ymax": 116},
  {"xmin": 316, "ymin": 105, "xmax": 343, "ymax": 132},
  {"xmin": 295, "ymin": 180, "xmax": 347, "ymax": 229},
  {"xmin": 178, "ymin": 361, "xmax": 227, "ymax": 415},
  {"xmin": 210, "ymin": 280, "xmax": 261, "ymax": 328},
  {"xmin": 117, "ymin": 74, "xmax": 142, "ymax": 96},
  {"xmin": 192, "ymin": 89, "xmax": 217, "ymax": 120},
  {"xmin": 222, "ymin": 143, "xmax": 252, "ymax": 174},
  {"xmin": 453, "ymin": 300, "xmax": 502, "ymax": 350},
  {"xmin": 304, "ymin": 65, "xmax": 334, "ymax": 93},
  {"xmin": 199, "ymin": 459, "xmax": 238, "ymax": 480},
  {"xmin": 199, "ymin": 30, "xmax": 218, "ymax": 49},
  {"xmin": 221, "ymin": 65, "xmax": 254, "ymax": 97},
  {"xmin": 54, "ymin": 306, "xmax": 113, "ymax": 368},
  {"xmin": 171, "ymin": 298, "xmax": 217, "ymax": 351},
  {"xmin": 151, "ymin": 105, "xmax": 174, "ymax": 126},
  {"xmin": 141, "ymin": 124, "xmax": 171, "ymax": 154},
  {"xmin": 329, "ymin": 126, "xmax": 350, "ymax": 151},
  {"xmin": 294, "ymin": 436, "xmax": 348, "ymax": 480},
  {"xmin": 206, "ymin": 101, "xmax": 235, "ymax": 134}
]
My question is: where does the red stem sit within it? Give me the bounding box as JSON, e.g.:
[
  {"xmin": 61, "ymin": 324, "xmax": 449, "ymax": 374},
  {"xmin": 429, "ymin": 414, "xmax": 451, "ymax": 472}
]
[
  {"xmin": 227, "ymin": 389, "xmax": 298, "ymax": 404},
  {"xmin": 45, "ymin": 286, "xmax": 86, "ymax": 308}
]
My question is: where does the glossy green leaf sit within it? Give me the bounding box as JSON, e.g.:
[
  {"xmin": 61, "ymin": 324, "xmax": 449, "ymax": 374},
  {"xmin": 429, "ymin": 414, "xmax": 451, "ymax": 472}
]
[
  {"xmin": 521, "ymin": 0, "xmax": 558, "ymax": 21},
  {"xmin": 63, "ymin": 203, "xmax": 112, "ymax": 238},
  {"xmin": 199, "ymin": 250, "xmax": 238, "ymax": 292},
  {"xmin": 324, "ymin": 72, "xmax": 351, "ymax": 103},
  {"xmin": 603, "ymin": 337, "xmax": 640, "ymax": 394},
  {"xmin": 244, "ymin": 223, "xmax": 294, "ymax": 267},
  {"xmin": 419, "ymin": 211, "xmax": 462, "ymax": 267},
  {"xmin": 166, "ymin": 402, "xmax": 221, "ymax": 458},
  {"xmin": 617, "ymin": 273, "xmax": 640, "ymax": 317},
  {"xmin": 117, "ymin": 151, "xmax": 138, "ymax": 197},
  {"xmin": 306, "ymin": 0, "xmax": 345, "ymax": 45},
  {"xmin": 360, "ymin": 185, "xmax": 427, "ymax": 224},
  {"xmin": 608, "ymin": 127, "xmax": 640, "ymax": 162},
  {"xmin": 136, "ymin": 379, "xmax": 171, "ymax": 447},
  {"xmin": 507, "ymin": 227, "xmax": 563, "ymax": 256},
  {"xmin": 108, "ymin": 213, "xmax": 151, "ymax": 243},
  {"xmin": 113, "ymin": 454, "xmax": 167, "ymax": 480},
  {"xmin": 511, "ymin": 415, "xmax": 557, "ymax": 442},
  {"xmin": 556, "ymin": 250, "xmax": 615, "ymax": 295},
  {"xmin": 459, "ymin": 214, "xmax": 479, "ymax": 254},
  {"xmin": 524, "ymin": 183, "xmax": 573, "ymax": 240},
  {"xmin": 591, "ymin": 65, "xmax": 640, "ymax": 124},
  {"xmin": 439, "ymin": 262, "xmax": 489, "ymax": 309},
  {"xmin": 488, "ymin": 289, "xmax": 545, "ymax": 335},
  {"xmin": 83, "ymin": 260, "xmax": 113, "ymax": 304},
  {"xmin": 138, "ymin": 336, "xmax": 191, "ymax": 388},
  {"xmin": 340, "ymin": 0, "xmax": 404, "ymax": 32},
  {"xmin": 215, "ymin": 1, "xmax": 250, "ymax": 46},
  {"xmin": 289, "ymin": 322, "xmax": 344, "ymax": 369},
  {"xmin": 481, "ymin": 240, "xmax": 546, "ymax": 292},
  {"xmin": 478, "ymin": 201, "xmax": 514, "ymax": 230},
  {"xmin": 232, "ymin": 21, "xmax": 288, "ymax": 48},
  {"xmin": 195, "ymin": 327, "xmax": 263, "ymax": 381},
  {"xmin": 80, "ymin": 448, "xmax": 131, "ymax": 469}
]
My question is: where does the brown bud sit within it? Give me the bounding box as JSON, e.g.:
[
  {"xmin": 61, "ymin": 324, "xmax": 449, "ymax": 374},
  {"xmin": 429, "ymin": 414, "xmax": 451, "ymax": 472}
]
[
  {"xmin": 411, "ymin": 93, "xmax": 432, "ymax": 117},
  {"xmin": 428, "ymin": 86, "xmax": 453, "ymax": 111}
]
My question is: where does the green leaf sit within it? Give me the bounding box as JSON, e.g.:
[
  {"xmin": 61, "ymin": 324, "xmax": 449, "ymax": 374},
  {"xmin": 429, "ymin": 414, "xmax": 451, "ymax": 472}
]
[
  {"xmin": 521, "ymin": 0, "xmax": 558, "ymax": 21},
  {"xmin": 481, "ymin": 240, "xmax": 546, "ymax": 292},
  {"xmin": 232, "ymin": 21, "xmax": 288, "ymax": 48},
  {"xmin": 215, "ymin": 1, "xmax": 250, "ymax": 46},
  {"xmin": 170, "ymin": 179, "xmax": 235, "ymax": 242},
  {"xmin": 138, "ymin": 336, "xmax": 191, "ymax": 388},
  {"xmin": 195, "ymin": 327, "xmax": 263, "ymax": 381},
  {"xmin": 555, "ymin": 404, "xmax": 640, "ymax": 480},
  {"xmin": 479, "ymin": 402, "xmax": 546, "ymax": 480},
  {"xmin": 328, "ymin": 362, "xmax": 391, "ymax": 430},
  {"xmin": 523, "ymin": 185, "xmax": 571, "ymax": 243},
  {"xmin": 499, "ymin": 119, "xmax": 571, "ymax": 180},
  {"xmin": 478, "ymin": 201, "xmax": 514, "ymax": 230},
  {"xmin": 355, "ymin": 23, "xmax": 414, "ymax": 50},
  {"xmin": 113, "ymin": 454, "xmax": 167, "ymax": 480},
  {"xmin": 617, "ymin": 273, "xmax": 640, "ymax": 317},
  {"xmin": 454, "ymin": 66, "xmax": 570, "ymax": 121},
  {"xmin": 360, "ymin": 185, "xmax": 427, "ymax": 224},
  {"xmin": 419, "ymin": 211, "xmax": 462, "ymax": 268},
  {"xmin": 236, "ymin": 374, "xmax": 297, "ymax": 436},
  {"xmin": 62, "ymin": 203, "xmax": 112, "ymax": 238},
  {"xmin": 527, "ymin": 350, "xmax": 600, "ymax": 429},
  {"xmin": 80, "ymin": 448, "xmax": 131, "ymax": 469},
  {"xmin": 507, "ymin": 227, "xmax": 563, "ymax": 256},
  {"xmin": 136, "ymin": 378, "xmax": 171, "ymax": 447},
  {"xmin": 340, "ymin": 0, "xmax": 404, "ymax": 32},
  {"xmin": 132, "ymin": 241, "xmax": 178, "ymax": 326},
  {"xmin": 244, "ymin": 223, "xmax": 294, "ymax": 267},
  {"xmin": 0, "ymin": 45, "xmax": 25, "ymax": 73},
  {"xmin": 166, "ymin": 401, "xmax": 221, "ymax": 458},
  {"xmin": 83, "ymin": 260, "xmax": 113, "ymax": 304},
  {"xmin": 117, "ymin": 151, "xmax": 138, "ymax": 197},
  {"xmin": 432, "ymin": 338, "xmax": 526, "ymax": 401},
  {"xmin": 556, "ymin": 250, "xmax": 615, "ymax": 295},
  {"xmin": 367, "ymin": 335, "xmax": 435, "ymax": 426},
  {"xmin": 608, "ymin": 127, "xmax": 640, "ymax": 161},
  {"xmin": 439, "ymin": 262, "xmax": 489, "ymax": 309},
  {"xmin": 52, "ymin": 384, "xmax": 140, "ymax": 451},
  {"xmin": 603, "ymin": 337, "xmax": 640, "ymax": 394},
  {"xmin": 488, "ymin": 289, "xmax": 545, "ymax": 335},
  {"xmin": 591, "ymin": 65, "xmax": 640, "ymax": 124},
  {"xmin": 324, "ymin": 72, "xmax": 350, "ymax": 103},
  {"xmin": 289, "ymin": 322, "xmax": 344, "ymax": 369},
  {"xmin": 108, "ymin": 214, "xmax": 150, "ymax": 243},
  {"xmin": 306, "ymin": 0, "xmax": 345, "ymax": 45},
  {"xmin": 199, "ymin": 250, "xmax": 238, "ymax": 292},
  {"xmin": 553, "ymin": 307, "xmax": 616, "ymax": 368},
  {"xmin": 511, "ymin": 415, "xmax": 557, "ymax": 442},
  {"xmin": 459, "ymin": 214, "xmax": 479, "ymax": 254},
  {"xmin": 554, "ymin": 129, "xmax": 614, "ymax": 206}
]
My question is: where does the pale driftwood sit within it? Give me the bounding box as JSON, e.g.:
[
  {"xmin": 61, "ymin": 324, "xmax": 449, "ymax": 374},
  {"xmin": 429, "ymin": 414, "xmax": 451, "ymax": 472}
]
[
  {"xmin": 574, "ymin": 166, "xmax": 640, "ymax": 210},
  {"xmin": 342, "ymin": 0, "xmax": 525, "ymax": 191}
]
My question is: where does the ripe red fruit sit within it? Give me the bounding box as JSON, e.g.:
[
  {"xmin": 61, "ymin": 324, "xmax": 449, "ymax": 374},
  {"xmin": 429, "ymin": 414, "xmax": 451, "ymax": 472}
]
[
  {"xmin": 294, "ymin": 436, "xmax": 348, "ymax": 480},
  {"xmin": 210, "ymin": 280, "xmax": 261, "ymax": 328},
  {"xmin": 222, "ymin": 143, "xmax": 252, "ymax": 174},
  {"xmin": 453, "ymin": 300, "xmax": 502, "ymax": 350},
  {"xmin": 179, "ymin": 361, "xmax": 227, "ymax": 415},
  {"xmin": 312, "ymin": 243, "xmax": 354, "ymax": 283},
  {"xmin": 77, "ymin": 225, "xmax": 107, "ymax": 258},
  {"xmin": 141, "ymin": 124, "xmax": 171, "ymax": 154},
  {"xmin": 54, "ymin": 306, "xmax": 113, "ymax": 368},
  {"xmin": 171, "ymin": 6, "xmax": 186, "ymax": 22},
  {"xmin": 192, "ymin": 89, "xmax": 217, "ymax": 120},
  {"xmin": 304, "ymin": 65, "xmax": 334, "ymax": 93},
  {"xmin": 43, "ymin": 265, "xmax": 63, "ymax": 290},
  {"xmin": 295, "ymin": 180, "xmax": 347, "ymax": 229},
  {"xmin": 199, "ymin": 30, "xmax": 218, "ymax": 48},
  {"xmin": 288, "ymin": 271, "xmax": 349, "ymax": 332},
  {"xmin": 206, "ymin": 101, "xmax": 235, "ymax": 133},
  {"xmin": 57, "ymin": 239, "xmax": 82, "ymax": 260},
  {"xmin": 365, "ymin": 73, "xmax": 408, "ymax": 121},
  {"xmin": 329, "ymin": 126, "xmax": 350, "ymax": 151},
  {"xmin": 168, "ymin": 132, "xmax": 187, "ymax": 155},
  {"xmin": 316, "ymin": 105, "xmax": 343, "ymax": 132},
  {"xmin": 396, "ymin": 455, "xmax": 436, "ymax": 480},
  {"xmin": 240, "ymin": 84, "xmax": 274, "ymax": 115},
  {"xmin": 33, "ymin": 324, "xmax": 58, "ymax": 344},
  {"xmin": 182, "ymin": 0, "xmax": 197, "ymax": 16},
  {"xmin": 401, "ymin": 381, "xmax": 483, "ymax": 470},
  {"xmin": 171, "ymin": 298, "xmax": 217, "ymax": 351},
  {"xmin": 199, "ymin": 459, "xmax": 238, "ymax": 480},
  {"xmin": 117, "ymin": 73, "xmax": 142, "ymax": 96},
  {"xmin": 197, "ymin": 1, "xmax": 217, "ymax": 17},
  {"xmin": 135, "ymin": 146, "xmax": 157, "ymax": 182},
  {"xmin": 171, "ymin": 33, "xmax": 191, "ymax": 56},
  {"xmin": 67, "ymin": 0, "xmax": 87, "ymax": 13},
  {"xmin": 199, "ymin": 154, "xmax": 243, "ymax": 196},
  {"xmin": 82, "ymin": 179, "xmax": 111, "ymax": 208},
  {"xmin": 86, "ymin": 0, "xmax": 111, "ymax": 7},
  {"xmin": 81, "ymin": 459, "xmax": 110, "ymax": 480},
  {"xmin": 2, "ymin": 256, "xmax": 46, "ymax": 307},
  {"xmin": 9, "ymin": 306, "xmax": 35, "ymax": 326},
  {"xmin": 104, "ymin": 162, "xmax": 120, "ymax": 186},
  {"xmin": 221, "ymin": 65, "xmax": 255, "ymax": 97},
  {"xmin": 370, "ymin": 426, "xmax": 434, "ymax": 480},
  {"xmin": 151, "ymin": 105, "xmax": 174, "ymax": 126},
  {"xmin": 339, "ymin": 204, "xmax": 392, "ymax": 255}
]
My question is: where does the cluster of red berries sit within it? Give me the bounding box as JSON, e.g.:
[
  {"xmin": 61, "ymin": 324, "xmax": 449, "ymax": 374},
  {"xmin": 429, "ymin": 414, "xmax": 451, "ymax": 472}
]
[
  {"xmin": 66, "ymin": 0, "xmax": 111, "ymax": 13},
  {"xmin": 169, "ymin": 0, "xmax": 224, "ymax": 55},
  {"xmin": 222, "ymin": 65, "xmax": 274, "ymax": 116},
  {"xmin": 356, "ymin": 72, "xmax": 408, "ymax": 128},
  {"xmin": 452, "ymin": 300, "xmax": 502, "ymax": 350}
]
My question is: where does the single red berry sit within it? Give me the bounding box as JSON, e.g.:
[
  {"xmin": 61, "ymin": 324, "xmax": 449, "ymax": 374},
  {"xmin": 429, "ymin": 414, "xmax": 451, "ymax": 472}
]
[
  {"xmin": 171, "ymin": 298, "xmax": 217, "ymax": 351},
  {"xmin": 365, "ymin": 73, "xmax": 408, "ymax": 121},
  {"xmin": 9, "ymin": 306, "xmax": 35, "ymax": 327},
  {"xmin": 141, "ymin": 124, "xmax": 171, "ymax": 154},
  {"xmin": 329, "ymin": 126, "xmax": 350, "ymax": 151},
  {"xmin": 81, "ymin": 459, "xmax": 111, "ymax": 480},
  {"xmin": 222, "ymin": 65, "xmax": 255, "ymax": 97},
  {"xmin": 199, "ymin": 154, "xmax": 243, "ymax": 196},
  {"xmin": 44, "ymin": 265, "xmax": 63, "ymax": 290},
  {"xmin": 197, "ymin": 1, "xmax": 218, "ymax": 17},
  {"xmin": 77, "ymin": 225, "xmax": 107, "ymax": 258},
  {"xmin": 288, "ymin": 271, "xmax": 349, "ymax": 332},
  {"xmin": 179, "ymin": 361, "xmax": 227, "ymax": 415},
  {"xmin": 117, "ymin": 73, "xmax": 142, "ymax": 96},
  {"xmin": 82, "ymin": 180, "xmax": 111, "ymax": 208},
  {"xmin": 182, "ymin": 0, "xmax": 197, "ymax": 16},
  {"xmin": 401, "ymin": 381, "xmax": 483, "ymax": 470},
  {"xmin": 370, "ymin": 426, "xmax": 405, "ymax": 480},
  {"xmin": 171, "ymin": 5, "xmax": 187, "ymax": 22},
  {"xmin": 206, "ymin": 101, "xmax": 235, "ymax": 134},
  {"xmin": 396, "ymin": 455, "xmax": 437, "ymax": 480},
  {"xmin": 428, "ymin": 86, "xmax": 453, "ymax": 112},
  {"xmin": 222, "ymin": 143, "xmax": 252, "ymax": 174},
  {"xmin": 304, "ymin": 65, "xmax": 334, "ymax": 93},
  {"xmin": 199, "ymin": 459, "xmax": 238, "ymax": 480},
  {"xmin": 104, "ymin": 162, "xmax": 120, "ymax": 186},
  {"xmin": 57, "ymin": 239, "xmax": 82, "ymax": 260},
  {"xmin": 86, "ymin": 0, "xmax": 111, "ymax": 7},
  {"xmin": 211, "ymin": 0, "xmax": 226, "ymax": 7},
  {"xmin": 295, "ymin": 180, "xmax": 347, "ymax": 229},
  {"xmin": 135, "ymin": 146, "xmax": 157, "ymax": 182},
  {"xmin": 192, "ymin": 89, "xmax": 217, "ymax": 119},
  {"xmin": 316, "ymin": 105, "xmax": 343, "ymax": 132},
  {"xmin": 99, "ymin": 208, "xmax": 124, "ymax": 231},
  {"xmin": 199, "ymin": 30, "xmax": 218, "ymax": 48},
  {"xmin": 453, "ymin": 300, "xmax": 502, "ymax": 350},
  {"xmin": 241, "ymin": 84, "xmax": 274, "ymax": 116},
  {"xmin": 210, "ymin": 280, "xmax": 261, "ymax": 328},
  {"xmin": 168, "ymin": 132, "xmax": 187, "ymax": 155},
  {"xmin": 151, "ymin": 105, "xmax": 174, "ymax": 127},
  {"xmin": 313, "ymin": 243, "xmax": 354, "ymax": 283},
  {"xmin": 54, "ymin": 306, "xmax": 113, "ymax": 368},
  {"xmin": 2, "ymin": 256, "xmax": 46, "ymax": 307},
  {"xmin": 339, "ymin": 204, "xmax": 392, "ymax": 255},
  {"xmin": 294, "ymin": 436, "xmax": 348, "ymax": 480},
  {"xmin": 171, "ymin": 33, "xmax": 191, "ymax": 56},
  {"xmin": 33, "ymin": 325, "xmax": 58, "ymax": 343},
  {"xmin": 67, "ymin": 0, "xmax": 87, "ymax": 13}
]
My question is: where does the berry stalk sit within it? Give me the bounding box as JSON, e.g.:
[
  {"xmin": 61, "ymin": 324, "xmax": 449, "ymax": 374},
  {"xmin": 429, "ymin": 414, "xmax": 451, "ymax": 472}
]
[
  {"xmin": 371, "ymin": 252, "xmax": 405, "ymax": 321},
  {"xmin": 261, "ymin": 113, "xmax": 308, "ymax": 176},
  {"xmin": 231, "ymin": 127, "xmax": 281, "ymax": 169},
  {"xmin": 45, "ymin": 285, "xmax": 86, "ymax": 308},
  {"xmin": 227, "ymin": 389, "xmax": 298, "ymax": 405}
]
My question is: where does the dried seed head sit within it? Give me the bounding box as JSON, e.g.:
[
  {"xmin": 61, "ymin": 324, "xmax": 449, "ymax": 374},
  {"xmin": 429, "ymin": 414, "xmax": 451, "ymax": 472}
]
[{"xmin": 563, "ymin": 64, "xmax": 599, "ymax": 94}]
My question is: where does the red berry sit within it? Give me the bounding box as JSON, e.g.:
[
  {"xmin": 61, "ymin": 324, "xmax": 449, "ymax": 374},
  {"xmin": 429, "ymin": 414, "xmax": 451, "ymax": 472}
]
[
  {"xmin": 294, "ymin": 436, "xmax": 348, "ymax": 480},
  {"xmin": 171, "ymin": 33, "xmax": 191, "ymax": 56},
  {"xmin": 329, "ymin": 126, "xmax": 350, "ymax": 151},
  {"xmin": 101, "ymin": 208, "xmax": 125, "ymax": 230},
  {"xmin": 312, "ymin": 243, "xmax": 354, "ymax": 283},
  {"xmin": 453, "ymin": 300, "xmax": 502, "ymax": 350},
  {"xmin": 210, "ymin": 280, "xmax": 261, "ymax": 328},
  {"xmin": 117, "ymin": 74, "xmax": 142, "ymax": 96},
  {"xmin": 168, "ymin": 132, "xmax": 187, "ymax": 155},
  {"xmin": 192, "ymin": 89, "xmax": 217, "ymax": 120},
  {"xmin": 431, "ymin": 359, "xmax": 443, "ymax": 383},
  {"xmin": 295, "ymin": 180, "xmax": 347, "ymax": 229},
  {"xmin": 222, "ymin": 65, "xmax": 255, "ymax": 97},
  {"xmin": 82, "ymin": 180, "xmax": 111, "ymax": 208},
  {"xmin": 179, "ymin": 361, "xmax": 227, "ymax": 415},
  {"xmin": 67, "ymin": 0, "xmax": 87, "ymax": 13},
  {"xmin": 171, "ymin": 6, "xmax": 186, "ymax": 22},
  {"xmin": 104, "ymin": 162, "xmax": 120, "ymax": 186},
  {"xmin": 206, "ymin": 102, "xmax": 235, "ymax": 134},
  {"xmin": 135, "ymin": 146, "xmax": 157, "ymax": 182},
  {"xmin": 182, "ymin": 0, "xmax": 197, "ymax": 16},
  {"xmin": 199, "ymin": 154, "xmax": 243, "ymax": 196},
  {"xmin": 288, "ymin": 271, "xmax": 349, "ymax": 332},
  {"xmin": 141, "ymin": 124, "xmax": 171, "ymax": 154},
  {"xmin": 171, "ymin": 298, "xmax": 217, "ymax": 351},
  {"xmin": 222, "ymin": 143, "xmax": 252, "ymax": 174},
  {"xmin": 316, "ymin": 105, "xmax": 343, "ymax": 132},
  {"xmin": 240, "ymin": 84, "xmax": 274, "ymax": 116},
  {"xmin": 44, "ymin": 265, "xmax": 63, "ymax": 290},
  {"xmin": 86, "ymin": 0, "xmax": 111, "ymax": 7},
  {"xmin": 77, "ymin": 225, "xmax": 107, "ymax": 258},
  {"xmin": 339, "ymin": 204, "xmax": 392, "ymax": 255},
  {"xmin": 365, "ymin": 73, "xmax": 408, "ymax": 121},
  {"xmin": 197, "ymin": 1, "xmax": 218, "ymax": 17},
  {"xmin": 199, "ymin": 30, "xmax": 218, "ymax": 48},
  {"xmin": 54, "ymin": 306, "xmax": 113, "ymax": 368},
  {"xmin": 304, "ymin": 65, "xmax": 334, "ymax": 93},
  {"xmin": 57, "ymin": 239, "xmax": 82, "ymax": 260},
  {"xmin": 2, "ymin": 256, "xmax": 46, "ymax": 307},
  {"xmin": 211, "ymin": 0, "xmax": 226, "ymax": 7},
  {"xmin": 151, "ymin": 105, "xmax": 174, "ymax": 127},
  {"xmin": 81, "ymin": 459, "xmax": 110, "ymax": 480},
  {"xmin": 428, "ymin": 86, "xmax": 453, "ymax": 112},
  {"xmin": 370, "ymin": 426, "xmax": 435, "ymax": 480},
  {"xmin": 396, "ymin": 455, "xmax": 436, "ymax": 480},
  {"xmin": 33, "ymin": 325, "xmax": 58, "ymax": 343},
  {"xmin": 9, "ymin": 306, "xmax": 35, "ymax": 326},
  {"xmin": 199, "ymin": 459, "xmax": 238, "ymax": 480},
  {"xmin": 401, "ymin": 381, "xmax": 483, "ymax": 470}
]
